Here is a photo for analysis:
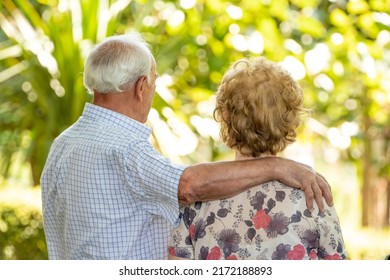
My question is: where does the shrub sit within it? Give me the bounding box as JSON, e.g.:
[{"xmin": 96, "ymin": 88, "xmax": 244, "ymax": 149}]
[{"xmin": 0, "ymin": 205, "xmax": 47, "ymax": 259}]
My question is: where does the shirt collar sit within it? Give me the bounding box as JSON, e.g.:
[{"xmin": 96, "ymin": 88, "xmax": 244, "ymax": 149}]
[{"xmin": 81, "ymin": 103, "xmax": 152, "ymax": 139}]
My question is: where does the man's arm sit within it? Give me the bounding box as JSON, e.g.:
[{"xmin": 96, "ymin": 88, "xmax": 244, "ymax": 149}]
[{"xmin": 178, "ymin": 157, "xmax": 332, "ymax": 211}]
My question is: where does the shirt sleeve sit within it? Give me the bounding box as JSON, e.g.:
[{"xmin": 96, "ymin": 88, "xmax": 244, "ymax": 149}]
[
  {"xmin": 124, "ymin": 140, "xmax": 186, "ymax": 226},
  {"xmin": 315, "ymin": 206, "xmax": 348, "ymax": 260}
]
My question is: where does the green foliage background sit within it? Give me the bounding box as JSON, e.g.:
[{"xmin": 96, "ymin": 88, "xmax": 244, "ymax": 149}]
[
  {"xmin": 0, "ymin": 207, "xmax": 47, "ymax": 259},
  {"xmin": 0, "ymin": 0, "xmax": 389, "ymax": 259}
]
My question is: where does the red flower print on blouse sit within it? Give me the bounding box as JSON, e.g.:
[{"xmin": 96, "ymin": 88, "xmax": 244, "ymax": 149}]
[
  {"xmin": 252, "ymin": 209, "xmax": 271, "ymax": 229},
  {"xmin": 189, "ymin": 224, "xmax": 195, "ymax": 239},
  {"xmin": 324, "ymin": 253, "xmax": 342, "ymax": 260},
  {"xmin": 287, "ymin": 244, "xmax": 306, "ymax": 260},
  {"xmin": 207, "ymin": 246, "xmax": 222, "ymax": 260},
  {"xmin": 168, "ymin": 246, "xmax": 175, "ymax": 256},
  {"xmin": 226, "ymin": 255, "xmax": 237, "ymax": 260},
  {"xmin": 309, "ymin": 249, "xmax": 317, "ymax": 260}
]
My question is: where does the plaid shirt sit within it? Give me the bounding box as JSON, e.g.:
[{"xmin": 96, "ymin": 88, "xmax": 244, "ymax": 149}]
[{"xmin": 41, "ymin": 103, "xmax": 185, "ymax": 259}]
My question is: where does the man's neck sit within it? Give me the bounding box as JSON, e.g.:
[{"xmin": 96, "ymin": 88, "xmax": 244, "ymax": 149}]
[
  {"xmin": 235, "ymin": 152, "xmax": 274, "ymax": 161},
  {"xmin": 92, "ymin": 91, "xmax": 145, "ymax": 123}
]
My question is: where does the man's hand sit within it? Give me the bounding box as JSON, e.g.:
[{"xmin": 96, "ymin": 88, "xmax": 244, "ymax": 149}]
[
  {"xmin": 275, "ymin": 157, "xmax": 333, "ymax": 212},
  {"xmin": 178, "ymin": 157, "xmax": 333, "ymax": 209}
]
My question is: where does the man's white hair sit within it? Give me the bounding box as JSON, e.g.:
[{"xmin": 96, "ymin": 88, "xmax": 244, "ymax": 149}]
[{"xmin": 83, "ymin": 32, "xmax": 154, "ymax": 94}]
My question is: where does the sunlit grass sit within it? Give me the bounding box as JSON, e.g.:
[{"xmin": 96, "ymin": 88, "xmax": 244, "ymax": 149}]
[
  {"xmin": 0, "ymin": 182, "xmax": 41, "ymax": 210},
  {"xmin": 344, "ymin": 226, "xmax": 390, "ymax": 260}
]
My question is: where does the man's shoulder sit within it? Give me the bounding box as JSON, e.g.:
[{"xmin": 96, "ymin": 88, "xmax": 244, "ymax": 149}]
[{"xmin": 56, "ymin": 118, "xmax": 140, "ymax": 143}]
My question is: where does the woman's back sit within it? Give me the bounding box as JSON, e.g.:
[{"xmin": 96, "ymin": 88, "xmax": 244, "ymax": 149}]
[
  {"xmin": 169, "ymin": 57, "xmax": 347, "ymax": 260},
  {"xmin": 169, "ymin": 180, "xmax": 346, "ymax": 260}
]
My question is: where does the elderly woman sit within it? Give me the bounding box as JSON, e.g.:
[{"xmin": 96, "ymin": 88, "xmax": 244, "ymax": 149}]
[{"xmin": 168, "ymin": 57, "xmax": 347, "ymax": 260}]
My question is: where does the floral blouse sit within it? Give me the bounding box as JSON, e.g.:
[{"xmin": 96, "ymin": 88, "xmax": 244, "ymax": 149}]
[{"xmin": 168, "ymin": 180, "xmax": 347, "ymax": 260}]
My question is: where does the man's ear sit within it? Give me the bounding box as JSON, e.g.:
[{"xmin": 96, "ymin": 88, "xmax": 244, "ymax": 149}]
[{"xmin": 134, "ymin": 76, "xmax": 148, "ymax": 102}]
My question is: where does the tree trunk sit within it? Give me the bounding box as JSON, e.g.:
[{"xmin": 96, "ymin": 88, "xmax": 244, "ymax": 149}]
[{"xmin": 362, "ymin": 115, "xmax": 390, "ymax": 228}]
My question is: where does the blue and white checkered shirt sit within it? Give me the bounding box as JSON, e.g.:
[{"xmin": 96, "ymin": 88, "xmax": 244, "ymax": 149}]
[{"xmin": 41, "ymin": 103, "xmax": 186, "ymax": 259}]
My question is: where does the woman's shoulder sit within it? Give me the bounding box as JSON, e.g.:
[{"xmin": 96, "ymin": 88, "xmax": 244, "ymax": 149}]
[{"xmin": 186, "ymin": 180, "xmax": 308, "ymax": 219}]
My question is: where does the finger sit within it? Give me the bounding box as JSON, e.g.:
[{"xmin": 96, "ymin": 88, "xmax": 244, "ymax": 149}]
[
  {"xmin": 312, "ymin": 180, "xmax": 325, "ymax": 212},
  {"xmin": 316, "ymin": 173, "xmax": 333, "ymax": 207},
  {"xmin": 302, "ymin": 183, "xmax": 314, "ymax": 211},
  {"xmin": 317, "ymin": 172, "xmax": 332, "ymax": 192}
]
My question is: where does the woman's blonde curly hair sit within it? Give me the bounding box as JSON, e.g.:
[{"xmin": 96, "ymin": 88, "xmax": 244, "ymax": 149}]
[{"xmin": 213, "ymin": 57, "xmax": 306, "ymax": 156}]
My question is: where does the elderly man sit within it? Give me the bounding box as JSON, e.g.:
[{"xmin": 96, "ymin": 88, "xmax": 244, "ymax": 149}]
[{"xmin": 40, "ymin": 32, "xmax": 332, "ymax": 260}]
